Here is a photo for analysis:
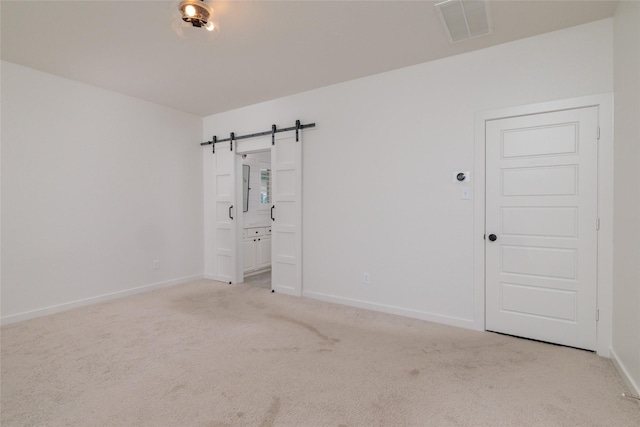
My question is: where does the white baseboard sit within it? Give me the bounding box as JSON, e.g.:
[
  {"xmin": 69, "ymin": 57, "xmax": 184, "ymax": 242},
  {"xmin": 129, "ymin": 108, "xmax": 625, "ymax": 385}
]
[
  {"xmin": 1, "ymin": 274, "xmax": 204, "ymax": 325},
  {"xmin": 302, "ymin": 290, "xmax": 475, "ymax": 330},
  {"xmin": 610, "ymin": 347, "xmax": 640, "ymax": 406},
  {"xmin": 203, "ymin": 274, "xmax": 232, "ymax": 284}
]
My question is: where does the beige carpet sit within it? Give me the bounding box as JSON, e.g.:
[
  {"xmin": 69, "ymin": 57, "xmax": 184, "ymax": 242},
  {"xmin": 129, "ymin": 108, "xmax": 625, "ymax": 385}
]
[{"xmin": 2, "ymin": 279, "xmax": 639, "ymax": 426}]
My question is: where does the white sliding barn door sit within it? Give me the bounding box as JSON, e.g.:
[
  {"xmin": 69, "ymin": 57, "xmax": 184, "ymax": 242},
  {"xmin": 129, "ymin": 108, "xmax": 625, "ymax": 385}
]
[
  {"xmin": 485, "ymin": 107, "xmax": 598, "ymax": 350},
  {"xmin": 271, "ymin": 134, "xmax": 302, "ymax": 295},
  {"xmin": 213, "ymin": 142, "xmax": 238, "ymax": 284}
]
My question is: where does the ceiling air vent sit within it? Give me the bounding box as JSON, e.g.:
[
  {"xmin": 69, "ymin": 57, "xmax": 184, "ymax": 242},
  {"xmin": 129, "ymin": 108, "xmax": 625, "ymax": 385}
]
[{"xmin": 435, "ymin": 0, "xmax": 493, "ymax": 43}]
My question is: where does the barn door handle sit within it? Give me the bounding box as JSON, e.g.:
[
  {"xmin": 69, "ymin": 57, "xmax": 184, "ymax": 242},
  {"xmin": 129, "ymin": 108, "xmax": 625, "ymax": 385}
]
[
  {"xmin": 271, "ymin": 205, "xmax": 275, "ymax": 221},
  {"xmin": 229, "ymin": 205, "xmax": 234, "ymax": 220},
  {"xmin": 488, "ymin": 234, "xmax": 497, "ymax": 241}
]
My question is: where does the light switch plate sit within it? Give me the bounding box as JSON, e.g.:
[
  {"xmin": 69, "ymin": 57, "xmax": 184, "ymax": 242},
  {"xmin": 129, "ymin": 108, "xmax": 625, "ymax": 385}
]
[{"xmin": 461, "ymin": 187, "xmax": 471, "ymax": 200}]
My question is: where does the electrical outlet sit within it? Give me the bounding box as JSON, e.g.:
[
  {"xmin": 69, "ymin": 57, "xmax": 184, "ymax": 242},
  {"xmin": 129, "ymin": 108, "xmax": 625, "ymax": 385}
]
[
  {"xmin": 153, "ymin": 260, "xmax": 159, "ymax": 270},
  {"xmin": 363, "ymin": 273, "xmax": 370, "ymax": 285}
]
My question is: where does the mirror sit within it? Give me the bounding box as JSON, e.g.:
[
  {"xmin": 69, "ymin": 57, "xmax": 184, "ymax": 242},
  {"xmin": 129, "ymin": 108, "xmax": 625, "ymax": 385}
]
[{"xmin": 242, "ymin": 165, "xmax": 250, "ymax": 212}]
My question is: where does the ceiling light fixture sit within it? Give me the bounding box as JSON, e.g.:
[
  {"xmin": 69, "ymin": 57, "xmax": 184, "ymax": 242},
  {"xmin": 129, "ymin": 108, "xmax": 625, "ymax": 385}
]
[
  {"xmin": 172, "ymin": 0, "xmax": 219, "ymax": 40},
  {"xmin": 184, "ymin": 5, "xmax": 197, "ymax": 18}
]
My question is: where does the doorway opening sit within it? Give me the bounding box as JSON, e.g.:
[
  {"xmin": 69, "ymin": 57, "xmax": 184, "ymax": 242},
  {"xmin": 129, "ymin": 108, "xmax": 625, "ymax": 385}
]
[
  {"xmin": 238, "ymin": 150, "xmax": 272, "ymax": 290},
  {"xmin": 225, "ymin": 131, "xmax": 303, "ymax": 297}
]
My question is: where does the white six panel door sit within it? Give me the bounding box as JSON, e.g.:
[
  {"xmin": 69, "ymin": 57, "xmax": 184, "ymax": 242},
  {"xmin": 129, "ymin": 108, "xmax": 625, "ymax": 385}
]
[
  {"xmin": 271, "ymin": 134, "xmax": 302, "ymax": 296},
  {"xmin": 485, "ymin": 107, "xmax": 598, "ymax": 350},
  {"xmin": 213, "ymin": 141, "xmax": 237, "ymax": 284}
]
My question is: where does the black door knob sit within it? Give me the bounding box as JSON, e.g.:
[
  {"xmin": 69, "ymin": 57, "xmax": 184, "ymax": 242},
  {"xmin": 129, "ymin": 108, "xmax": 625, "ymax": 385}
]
[{"xmin": 488, "ymin": 234, "xmax": 497, "ymax": 241}]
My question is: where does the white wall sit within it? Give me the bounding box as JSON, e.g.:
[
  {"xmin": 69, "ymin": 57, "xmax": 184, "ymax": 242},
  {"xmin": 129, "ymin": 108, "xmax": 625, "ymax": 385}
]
[
  {"xmin": 203, "ymin": 20, "xmax": 613, "ymax": 328},
  {"xmin": 612, "ymin": 1, "xmax": 640, "ymax": 395},
  {"xmin": 1, "ymin": 61, "xmax": 204, "ymax": 323}
]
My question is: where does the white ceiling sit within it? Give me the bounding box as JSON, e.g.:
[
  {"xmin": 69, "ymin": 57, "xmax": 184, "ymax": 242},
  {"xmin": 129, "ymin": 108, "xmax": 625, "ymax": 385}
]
[{"xmin": 1, "ymin": 1, "xmax": 618, "ymax": 117}]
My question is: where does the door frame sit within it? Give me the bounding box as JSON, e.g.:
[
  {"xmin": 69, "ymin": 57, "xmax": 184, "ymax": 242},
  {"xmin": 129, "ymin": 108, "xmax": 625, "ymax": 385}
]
[
  {"xmin": 235, "ymin": 137, "xmax": 273, "ymax": 285},
  {"xmin": 473, "ymin": 94, "xmax": 613, "ymax": 356},
  {"xmin": 233, "ymin": 135, "xmax": 304, "ymax": 296},
  {"xmin": 234, "ymin": 146, "xmax": 272, "ymax": 284}
]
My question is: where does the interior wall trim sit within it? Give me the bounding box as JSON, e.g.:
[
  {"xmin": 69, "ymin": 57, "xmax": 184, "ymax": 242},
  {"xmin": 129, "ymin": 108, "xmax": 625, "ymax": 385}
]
[
  {"xmin": 1, "ymin": 274, "xmax": 204, "ymax": 325},
  {"xmin": 611, "ymin": 347, "xmax": 640, "ymax": 407},
  {"xmin": 303, "ymin": 290, "xmax": 475, "ymax": 330}
]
